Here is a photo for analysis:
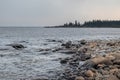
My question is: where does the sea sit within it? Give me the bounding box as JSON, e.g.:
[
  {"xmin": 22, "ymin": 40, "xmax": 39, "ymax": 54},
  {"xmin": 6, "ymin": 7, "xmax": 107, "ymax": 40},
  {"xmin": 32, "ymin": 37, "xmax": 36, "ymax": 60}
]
[{"xmin": 0, "ymin": 27, "xmax": 120, "ymax": 80}]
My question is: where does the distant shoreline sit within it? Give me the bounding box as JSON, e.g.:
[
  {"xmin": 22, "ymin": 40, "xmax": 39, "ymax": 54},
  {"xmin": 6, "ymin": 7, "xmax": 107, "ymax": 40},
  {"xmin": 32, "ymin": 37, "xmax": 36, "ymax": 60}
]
[
  {"xmin": 45, "ymin": 20, "xmax": 120, "ymax": 28},
  {"xmin": 45, "ymin": 26, "xmax": 120, "ymax": 28}
]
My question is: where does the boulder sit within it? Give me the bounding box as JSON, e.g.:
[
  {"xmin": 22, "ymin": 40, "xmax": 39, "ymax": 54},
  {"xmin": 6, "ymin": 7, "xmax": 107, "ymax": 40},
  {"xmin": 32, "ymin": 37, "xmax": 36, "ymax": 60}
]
[
  {"xmin": 91, "ymin": 55, "xmax": 115, "ymax": 65},
  {"xmin": 82, "ymin": 55, "xmax": 115, "ymax": 69}
]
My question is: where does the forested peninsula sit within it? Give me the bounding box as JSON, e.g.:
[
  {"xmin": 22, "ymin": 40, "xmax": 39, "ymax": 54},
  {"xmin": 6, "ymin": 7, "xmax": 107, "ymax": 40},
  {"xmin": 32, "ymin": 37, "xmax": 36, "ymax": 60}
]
[{"xmin": 47, "ymin": 20, "xmax": 120, "ymax": 28}]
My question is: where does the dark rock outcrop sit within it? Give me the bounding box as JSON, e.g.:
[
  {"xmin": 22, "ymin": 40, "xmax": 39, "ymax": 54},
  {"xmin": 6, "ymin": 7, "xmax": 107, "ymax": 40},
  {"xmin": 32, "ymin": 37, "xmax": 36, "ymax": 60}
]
[{"xmin": 6, "ymin": 43, "xmax": 25, "ymax": 50}]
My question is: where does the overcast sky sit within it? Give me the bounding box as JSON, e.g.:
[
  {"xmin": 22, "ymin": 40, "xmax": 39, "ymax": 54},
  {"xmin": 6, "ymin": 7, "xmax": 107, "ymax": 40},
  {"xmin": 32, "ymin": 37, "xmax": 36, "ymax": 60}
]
[{"xmin": 0, "ymin": 0, "xmax": 120, "ymax": 26}]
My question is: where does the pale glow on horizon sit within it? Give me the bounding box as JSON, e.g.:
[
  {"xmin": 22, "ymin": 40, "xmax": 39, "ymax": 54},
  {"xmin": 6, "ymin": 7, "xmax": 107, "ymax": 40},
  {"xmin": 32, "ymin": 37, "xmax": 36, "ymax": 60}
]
[{"xmin": 0, "ymin": 0, "xmax": 120, "ymax": 26}]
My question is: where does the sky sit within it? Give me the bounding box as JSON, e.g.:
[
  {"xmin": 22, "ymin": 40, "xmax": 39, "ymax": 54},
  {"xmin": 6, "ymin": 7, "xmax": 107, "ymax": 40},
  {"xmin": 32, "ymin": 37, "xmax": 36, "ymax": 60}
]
[{"xmin": 0, "ymin": 0, "xmax": 120, "ymax": 26}]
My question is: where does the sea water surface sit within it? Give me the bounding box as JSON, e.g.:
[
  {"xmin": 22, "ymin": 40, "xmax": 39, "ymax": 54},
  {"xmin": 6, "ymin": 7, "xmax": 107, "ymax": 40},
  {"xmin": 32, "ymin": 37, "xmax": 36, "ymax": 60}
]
[{"xmin": 0, "ymin": 27, "xmax": 120, "ymax": 80}]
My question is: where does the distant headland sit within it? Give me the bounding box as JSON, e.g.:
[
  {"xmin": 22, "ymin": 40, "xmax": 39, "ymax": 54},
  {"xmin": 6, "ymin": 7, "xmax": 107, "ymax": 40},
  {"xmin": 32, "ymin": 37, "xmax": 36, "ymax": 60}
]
[{"xmin": 46, "ymin": 20, "xmax": 120, "ymax": 28}]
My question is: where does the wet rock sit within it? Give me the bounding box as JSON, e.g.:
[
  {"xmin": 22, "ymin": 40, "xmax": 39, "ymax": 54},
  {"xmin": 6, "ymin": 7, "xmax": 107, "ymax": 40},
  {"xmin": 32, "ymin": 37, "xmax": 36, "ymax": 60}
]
[
  {"xmin": 61, "ymin": 41, "xmax": 72, "ymax": 48},
  {"xmin": 6, "ymin": 44, "xmax": 25, "ymax": 50},
  {"xmin": 69, "ymin": 61, "xmax": 79, "ymax": 66},
  {"xmin": 79, "ymin": 40, "xmax": 87, "ymax": 45},
  {"xmin": 60, "ymin": 59, "xmax": 67, "ymax": 64},
  {"xmin": 60, "ymin": 58, "xmax": 69, "ymax": 64},
  {"xmin": 75, "ymin": 76, "xmax": 85, "ymax": 80},
  {"xmin": 52, "ymin": 48, "xmax": 62, "ymax": 52},
  {"xmin": 79, "ymin": 53, "xmax": 91, "ymax": 61},
  {"xmin": 107, "ymin": 42, "xmax": 116, "ymax": 46},
  {"xmin": 78, "ymin": 47, "xmax": 88, "ymax": 53},
  {"xmin": 85, "ymin": 70, "xmax": 94, "ymax": 77},
  {"xmin": 72, "ymin": 43, "xmax": 82, "ymax": 48}
]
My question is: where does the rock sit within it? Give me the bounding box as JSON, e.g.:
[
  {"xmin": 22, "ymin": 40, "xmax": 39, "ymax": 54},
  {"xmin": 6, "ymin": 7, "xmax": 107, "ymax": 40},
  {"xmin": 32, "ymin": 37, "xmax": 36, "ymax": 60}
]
[
  {"xmin": 80, "ymin": 40, "xmax": 87, "ymax": 45},
  {"xmin": 107, "ymin": 74, "xmax": 119, "ymax": 80},
  {"xmin": 69, "ymin": 61, "xmax": 78, "ymax": 66},
  {"xmin": 109, "ymin": 68, "xmax": 119, "ymax": 74},
  {"xmin": 67, "ymin": 75, "xmax": 76, "ymax": 80},
  {"xmin": 75, "ymin": 76, "xmax": 85, "ymax": 80},
  {"xmin": 78, "ymin": 47, "xmax": 88, "ymax": 53},
  {"xmin": 110, "ymin": 53, "xmax": 120, "ymax": 60},
  {"xmin": 83, "ymin": 55, "xmax": 115, "ymax": 68},
  {"xmin": 72, "ymin": 43, "xmax": 82, "ymax": 48},
  {"xmin": 85, "ymin": 70, "xmax": 94, "ymax": 77},
  {"xmin": 52, "ymin": 48, "xmax": 62, "ymax": 52},
  {"xmin": 97, "ymin": 64, "xmax": 105, "ymax": 68},
  {"xmin": 89, "ymin": 42, "xmax": 97, "ymax": 48},
  {"xmin": 95, "ymin": 73, "xmax": 103, "ymax": 79},
  {"xmin": 61, "ymin": 41, "xmax": 72, "ymax": 48},
  {"xmin": 6, "ymin": 44, "xmax": 25, "ymax": 50},
  {"xmin": 115, "ymin": 71, "xmax": 120, "ymax": 79},
  {"xmin": 79, "ymin": 53, "xmax": 91, "ymax": 61},
  {"xmin": 101, "ymin": 70, "xmax": 109, "ymax": 75},
  {"xmin": 60, "ymin": 58, "xmax": 68, "ymax": 64},
  {"xmin": 107, "ymin": 42, "xmax": 115, "ymax": 46}
]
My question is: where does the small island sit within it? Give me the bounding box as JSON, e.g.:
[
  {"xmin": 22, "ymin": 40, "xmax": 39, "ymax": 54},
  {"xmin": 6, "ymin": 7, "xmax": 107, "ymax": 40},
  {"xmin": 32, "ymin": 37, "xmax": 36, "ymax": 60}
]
[{"xmin": 46, "ymin": 20, "xmax": 120, "ymax": 28}]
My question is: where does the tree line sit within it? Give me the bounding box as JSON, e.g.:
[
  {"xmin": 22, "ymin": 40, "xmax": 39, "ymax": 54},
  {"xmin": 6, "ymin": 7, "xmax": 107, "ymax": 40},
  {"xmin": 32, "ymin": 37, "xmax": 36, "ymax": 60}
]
[{"xmin": 53, "ymin": 20, "xmax": 120, "ymax": 28}]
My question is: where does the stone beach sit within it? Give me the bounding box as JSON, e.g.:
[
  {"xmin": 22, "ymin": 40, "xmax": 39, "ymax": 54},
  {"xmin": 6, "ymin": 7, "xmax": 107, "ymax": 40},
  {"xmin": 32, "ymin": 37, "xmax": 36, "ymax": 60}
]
[
  {"xmin": 55, "ymin": 39, "xmax": 120, "ymax": 80},
  {"xmin": 3, "ymin": 39, "xmax": 120, "ymax": 80}
]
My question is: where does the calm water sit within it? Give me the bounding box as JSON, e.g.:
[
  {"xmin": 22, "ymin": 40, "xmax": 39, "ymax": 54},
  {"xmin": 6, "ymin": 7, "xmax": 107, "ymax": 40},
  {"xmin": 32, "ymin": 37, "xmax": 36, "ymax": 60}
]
[{"xmin": 0, "ymin": 27, "xmax": 120, "ymax": 80}]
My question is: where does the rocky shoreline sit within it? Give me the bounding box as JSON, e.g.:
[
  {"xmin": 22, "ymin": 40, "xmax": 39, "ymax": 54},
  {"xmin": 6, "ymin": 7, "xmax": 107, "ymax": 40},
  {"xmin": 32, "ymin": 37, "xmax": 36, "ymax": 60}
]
[
  {"xmin": 56, "ymin": 39, "xmax": 120, "ymax": 80},
  {"xmin": 5, "ymin": 39, "xmax": 120, "ymax": 80}
]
